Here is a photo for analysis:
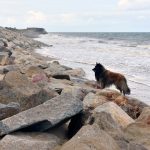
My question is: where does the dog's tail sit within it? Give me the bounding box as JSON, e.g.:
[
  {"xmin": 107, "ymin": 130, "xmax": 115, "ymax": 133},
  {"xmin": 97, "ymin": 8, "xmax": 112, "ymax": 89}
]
[{"xmin": 122, "ymin": 78, "xmax": 131, "ymax": 95}]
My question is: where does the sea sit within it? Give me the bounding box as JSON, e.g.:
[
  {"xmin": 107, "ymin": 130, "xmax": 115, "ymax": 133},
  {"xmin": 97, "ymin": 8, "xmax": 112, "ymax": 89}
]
[{"xmin": 35, "ymin": 32, "xmax": 150, "ymax": 105}]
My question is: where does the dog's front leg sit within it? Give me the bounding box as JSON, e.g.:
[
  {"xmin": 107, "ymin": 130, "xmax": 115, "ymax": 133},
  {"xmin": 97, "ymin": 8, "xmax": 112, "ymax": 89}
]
[
  {"xmin": 100, "ymin": 82, "xmax": 105, "ymax": 89},
  {"xmin": 96, "ymin": 81, "xmax": 102, "ymax": 89}
]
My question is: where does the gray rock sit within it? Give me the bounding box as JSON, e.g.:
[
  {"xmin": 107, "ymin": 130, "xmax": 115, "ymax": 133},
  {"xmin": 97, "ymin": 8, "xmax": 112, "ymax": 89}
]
[
  {"xmin": 0, "ymin": 102, "xmax": 20, "ymax": 120},
  {"xmin": 62, "ymin": 87, "xmax": 86, "ymax": 101},
  {"xmin": 44, "ymin": 63, "xmax": 66, "ymax": 77},
  {"xmin": 110, "ymin": 130, "xmax": 149, "ymax": 150},
  {"xmin": 0, "ymin": 65, "xmax": 19, "ymax": 74},
  {"xmin": 93, "ymin": 102, "xmax": 134, "ymax": 131},
  {"xmin": 51, "ymin": 61, "xmax": 60, "ymax": 65},
  {"xmin": 64, "ymin": 68, "xmax": 86, "ymax": 78},
  {"xmin": 0, "ymin": 40, "xmax": 4, "ymax": 47},
  {"xmin": 124, "ymin": 107, "xmax": 150, "ymax": 149},
  {"xmin": 94, "ymin": 89, "xmax": 148, "ymax": 119},
  {"xmin": 38, "ymin": 64, "xmax": 49, "ymax": 69},
  {"xmin": 52, "ymin": 74, "xmax": 70, "ymax": 80},
  {"xmin": 0, "ymin": 71, "xmax": 56, "ymax": 111},
  {"xmin": 0, "ymin": 52, "xmax": 9, "ymax": 65},
  {"xmin": 83, "ymin": 92, "xmax": 108, "ymax": 109},
  {"xmin": 45, "ymin": 78, "xmax": 73, "ymax": 94},
  {"xmin": 123, "ymin": 96, "xmax": 149, "ymax": 119},
  {"xmin": 6, "ymin": 56, "xmax": 15, "ymax": 65},
  {"xmin": 32, "ymin": 73, "xmax": 49, "ymax": 87},
  {"xmin": 61, "ymin": 65, "xmax": 72, "ymax": 71},
  {"xmin": 0, "ymin": 132, "xmax": 61, "ymax": 150},
  {"xmin": 116, "ymin": 139, "xmax": 148, "ymax": 150},
  {"xmin": 0, "ymin": 44, "xmax": 14, "ymax": 65},
  {"xmin": 0, "ymin": 89, "xmax": 83, "ymax": 136},
  {"xmin": 60, "ymin": 124, "xmax": 120, "ymax": 150},
  {"xmin": 25, "ymin": 66, "xmax": 45, "ymax": 77},
  {"xmin": 0, "ymin": 46, "xmax": 12, "ymax": 56},
  {"xmin": 0, "ymin": 27, "xmax": 46, "ymax": 50},
  {"xmin": 20, "ymin": 27, "xmax": 48, "ymax": 38},
  {"xmin": 0, "ymin": 39, "xmax": 8, "ymax": 48},
  {"xmin": 44, "ymin": 62, "xmax": 73, "ymax": 78}
]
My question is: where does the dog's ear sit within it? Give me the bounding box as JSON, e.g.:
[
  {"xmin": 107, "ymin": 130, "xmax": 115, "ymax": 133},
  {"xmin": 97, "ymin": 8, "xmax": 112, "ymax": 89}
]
[{"xmin": 96, "ymin": 62, "xmax": 98, "ymax": 65}]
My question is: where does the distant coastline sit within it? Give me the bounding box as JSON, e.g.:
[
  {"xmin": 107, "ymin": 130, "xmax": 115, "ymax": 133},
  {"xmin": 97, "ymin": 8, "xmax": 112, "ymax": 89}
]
[{"xmin": 5, "ymin": 27, "xmax": 48, "ymax": 38}]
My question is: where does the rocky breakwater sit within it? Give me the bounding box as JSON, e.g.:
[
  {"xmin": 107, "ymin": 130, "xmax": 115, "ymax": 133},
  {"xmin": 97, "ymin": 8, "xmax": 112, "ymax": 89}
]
[
  {"xmin": 5, "ymin": 27, "xmax": 48, "ymax": 38},
  {"xmin": 0, "ymin": 27, "xmax": 149, "ymax": 150}
]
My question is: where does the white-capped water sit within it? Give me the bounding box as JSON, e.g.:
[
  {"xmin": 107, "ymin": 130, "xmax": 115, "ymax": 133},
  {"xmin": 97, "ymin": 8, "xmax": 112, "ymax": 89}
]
[{"xmin": 35, "ymin": 33, "xmax": 150, "ymax": 105}]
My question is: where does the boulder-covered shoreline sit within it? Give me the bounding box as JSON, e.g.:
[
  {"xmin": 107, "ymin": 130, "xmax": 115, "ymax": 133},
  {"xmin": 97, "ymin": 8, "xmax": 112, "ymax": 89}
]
[{"xmin": 0, "ymin": 27, "xmax": 149, "ymax": 150}]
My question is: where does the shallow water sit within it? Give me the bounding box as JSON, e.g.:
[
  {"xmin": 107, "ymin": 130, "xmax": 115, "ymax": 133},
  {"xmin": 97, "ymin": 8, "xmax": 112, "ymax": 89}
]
[{"xmin": 35, "ymin": 33, "xmax": 150, "ymax": 105}]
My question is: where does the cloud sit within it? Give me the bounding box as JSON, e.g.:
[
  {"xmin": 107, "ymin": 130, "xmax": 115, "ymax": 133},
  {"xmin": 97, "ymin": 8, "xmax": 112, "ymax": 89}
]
[
  {"xmin": 47, "ymin": 12, "xmax": 119, "ymax": 25},
  {"xmin": 26, "ymin": 11, "xmax": 47, "ymax": 24},
  {"xmin": 0, "ymin": 17, "xmax": 17, "ymax": 27},
  {"xmin": 60, "ymin": 13, "xmax": 77, "ymax": 23},
  {"xmin": 118, "ymin": 0, "xmax": 150, "ymax": 10},
  {"xmin": 6, "ymin": 17, "xmax": 16, "ymax": 24}
]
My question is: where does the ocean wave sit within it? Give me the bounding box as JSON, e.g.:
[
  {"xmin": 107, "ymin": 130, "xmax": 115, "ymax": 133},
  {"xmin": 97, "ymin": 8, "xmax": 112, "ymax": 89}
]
[
  {"xmin": 137, "ymin": 45, "xmax": 150, "ymax": 50},
  {"xmin": 119, "ymin": 44, "xmax": 137, "ymax": 48},
  {"xmin": 35, "ymin": 32, "xmax": 150, "ymax": 104},
  {"xmin": 129, "ymin": 79, "xmax": 150, "ymax": 88},
  {"xmin": 59, "ymin": 59, "xmax": 95, "ymax": 66},
  {"xmin": 98, "ymin": 40, "xmax": 107, "ymax": 44}
]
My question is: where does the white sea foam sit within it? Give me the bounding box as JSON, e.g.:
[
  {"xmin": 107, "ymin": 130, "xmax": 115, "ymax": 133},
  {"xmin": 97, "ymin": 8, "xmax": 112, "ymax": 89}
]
[{"xmin": 35, "ymin": 33, "xmax": 150, "ymax": 105}]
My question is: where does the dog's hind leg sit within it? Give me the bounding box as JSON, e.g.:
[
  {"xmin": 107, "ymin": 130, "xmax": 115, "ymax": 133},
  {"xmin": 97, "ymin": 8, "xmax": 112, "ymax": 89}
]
[{"xmin": 116, "ymin": 85, "xmax": 124, "ymax": 95}]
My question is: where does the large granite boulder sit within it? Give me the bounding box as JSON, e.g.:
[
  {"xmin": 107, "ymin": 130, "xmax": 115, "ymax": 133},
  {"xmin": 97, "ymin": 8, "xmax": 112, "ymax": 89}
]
[
  {"xmin": 0, "ymin": 132, "xmax": 61, "ymax": 150},
  {"xmin": 95, "ymin": 89, "xmax": 121, "ymax": 101},
  {"xmin": 0, "ymin": 71, "xmax": 56, "ymax": 111},
  {"xmin": 135, "ymin": 107, "xmax": 150, "ymax": 124},
  {"xmin": 116, "ymin": 139, "xmax": 148, "ymax": 150},
  {"xmin": 0, "ymin": 65, "xmax": 19, "ymax": 74},
  {"xmin": 93, "ymin": 102, "xmax": 134, "ymax": 131},
  {"xmin": 0, "ymin": 45, "xmax": 14, "ymax": 66},
  {"xmin": 64, "ymin": 68, "xmax": 85, "ymax": 78},
  {"xmin": 123, "ymin": 96, "xmax": 148, "ymax": 119},
  {"xmin": 32, "ymin": 73, "xmax": 48, "ymax": 84},
  {"xmin": 0, "ymin": 102, "xmax": 20, "ymax": 120},
  {"xmin": 0, "ymin": 88, "xmax": 83, "ymax": 136},
  {"xmin": 60, "ymin": 125, "xmax": 120, "ymax": 150},
  {"xmin": 31, "ymin": 73, "xmax": 49, "ymax": 89},
  {"xmin": 44, "ymin": 63, "xmax": 67, "ymax": 77},
  {"xmin": 83, "ymin": 92, "xmax": 108, "ymax": 109},
  {"xmin": 0, "ymin": 39, "xmax": 5, "ymax": 47},
  {"xmin": 52, "ymin": 74, "xmax": 70, "ymax": 80},
  {"xmin": 0, "ymin": 52, "xmax": 9, "ymax": 65},
  {"xmin": 25, "ymin": 66, "xmax": 45, "ymax": 77},
  {"xmin": 124, "ymin": 107, "xmax": 150, "ymax": 149},
  {"xmin": 0, "ymin": 55, "xmax": 8, "ymax": 66},
  {"xmin": 95, "ymin": 89, "xmax": 148, "ymax": 119},
  {"xmin": 62, "ymin": 87, "xmax": 86, "ymax": 101},
  {"xmin": 45, "ymin": 78, "xmax": 74, "ymax": 94}
]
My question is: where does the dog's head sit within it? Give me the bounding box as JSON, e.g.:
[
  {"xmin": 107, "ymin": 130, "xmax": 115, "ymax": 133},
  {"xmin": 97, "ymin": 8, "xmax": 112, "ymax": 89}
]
[{"xmin": 92, "ymin": 62, "xmax": 105, "ymax": 73}]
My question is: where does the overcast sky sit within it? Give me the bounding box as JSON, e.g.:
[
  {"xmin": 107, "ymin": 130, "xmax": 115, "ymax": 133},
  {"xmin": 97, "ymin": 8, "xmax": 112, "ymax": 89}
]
[{"xmin": 0, "ymin": 0, "xmax": 150, "ymax": 32}]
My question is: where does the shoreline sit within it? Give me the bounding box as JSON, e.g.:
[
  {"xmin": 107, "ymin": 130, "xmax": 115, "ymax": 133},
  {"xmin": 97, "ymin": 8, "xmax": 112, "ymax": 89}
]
[
  {"xmin": 35, "ymin": 32, "xmax": 150, "ymax": 105},
  {"xmin": 34, "ymin": 46, "xmax": 150, "ymax": 107},
  {"xmin": 31, "ymin": 49, "xmax": 55, "ymax": 62}
]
